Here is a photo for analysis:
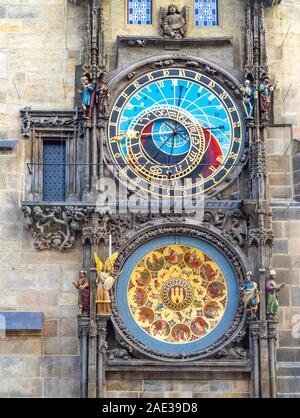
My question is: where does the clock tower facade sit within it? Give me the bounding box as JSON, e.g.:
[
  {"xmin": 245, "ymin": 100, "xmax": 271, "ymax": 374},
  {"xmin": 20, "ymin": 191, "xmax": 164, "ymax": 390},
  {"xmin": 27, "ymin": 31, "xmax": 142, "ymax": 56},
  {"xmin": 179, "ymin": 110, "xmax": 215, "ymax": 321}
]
[{"xmin": 1, "ymin": 0, "xmax": 300, "ymax": 399}]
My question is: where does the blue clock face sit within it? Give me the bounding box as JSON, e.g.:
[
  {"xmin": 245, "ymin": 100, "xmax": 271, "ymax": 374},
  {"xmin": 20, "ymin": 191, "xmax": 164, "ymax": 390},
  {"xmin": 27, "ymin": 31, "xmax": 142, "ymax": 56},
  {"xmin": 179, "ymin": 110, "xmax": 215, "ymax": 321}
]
[{"xmin": 108, "ymin": 68, "xmax": 244, "ymax": 197}]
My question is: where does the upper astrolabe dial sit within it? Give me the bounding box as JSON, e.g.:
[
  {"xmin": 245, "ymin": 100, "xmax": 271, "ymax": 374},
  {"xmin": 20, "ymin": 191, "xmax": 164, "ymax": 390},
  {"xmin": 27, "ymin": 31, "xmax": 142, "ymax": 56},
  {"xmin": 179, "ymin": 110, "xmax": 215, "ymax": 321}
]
[{"xmin": 108, "ymin": 68, "xmax": 244, "ymax": 197}]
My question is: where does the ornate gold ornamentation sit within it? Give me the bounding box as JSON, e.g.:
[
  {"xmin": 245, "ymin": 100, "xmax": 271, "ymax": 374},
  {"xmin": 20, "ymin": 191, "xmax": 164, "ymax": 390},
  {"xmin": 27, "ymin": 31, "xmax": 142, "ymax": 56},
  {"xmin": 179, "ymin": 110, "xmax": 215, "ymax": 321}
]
[{"xmin": 128, "ymin": 244, "xmax": 227, "ymax": 344}]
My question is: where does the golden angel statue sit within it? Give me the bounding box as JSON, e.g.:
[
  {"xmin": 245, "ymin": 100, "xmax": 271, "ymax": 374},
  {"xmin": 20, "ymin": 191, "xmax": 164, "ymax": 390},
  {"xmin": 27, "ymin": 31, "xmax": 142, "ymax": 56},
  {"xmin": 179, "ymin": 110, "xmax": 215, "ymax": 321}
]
[
  {"xmin": 159, "ymin": 4, "xmax": 188, "ymax": 39},
  {"xmin": 94, "ymin": 251, "xmax": 119, "ymax": 316}
]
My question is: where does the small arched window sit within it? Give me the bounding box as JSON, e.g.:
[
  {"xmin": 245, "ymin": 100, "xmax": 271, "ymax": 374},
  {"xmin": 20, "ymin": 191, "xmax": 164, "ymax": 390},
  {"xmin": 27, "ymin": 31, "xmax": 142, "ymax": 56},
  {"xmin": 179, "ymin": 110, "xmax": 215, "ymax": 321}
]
[
  {"xmin": 195, "ymin": 0, "xmax": 218, "ymax": 26},
  {"xmin": 128, "ymin": 0, "xmax": 152, "ymax": 25}
]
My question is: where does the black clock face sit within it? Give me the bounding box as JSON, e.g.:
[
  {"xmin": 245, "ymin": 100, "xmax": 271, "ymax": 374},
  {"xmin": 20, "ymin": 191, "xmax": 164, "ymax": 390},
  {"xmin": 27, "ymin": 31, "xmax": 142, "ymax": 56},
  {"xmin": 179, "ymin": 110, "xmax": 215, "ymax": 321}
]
[{"xmin": 108, "ymin": 68, "xmax": 244, "ymax": 197}]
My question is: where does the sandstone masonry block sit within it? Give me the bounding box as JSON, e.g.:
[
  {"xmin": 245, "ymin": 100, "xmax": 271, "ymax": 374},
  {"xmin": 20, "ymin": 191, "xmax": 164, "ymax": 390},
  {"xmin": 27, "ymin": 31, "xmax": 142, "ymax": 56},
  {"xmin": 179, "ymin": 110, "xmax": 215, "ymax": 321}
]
[
  {"xmin": 43, "ymin": 378, "xmax": 80, "ymax": 398},
  {"xmin": 0, "ymin": 337, "xmax": 41, "ymax": 355},
  {"xmin": 40, "ymin": 356, "xmax": 80, "ymax": 378}
]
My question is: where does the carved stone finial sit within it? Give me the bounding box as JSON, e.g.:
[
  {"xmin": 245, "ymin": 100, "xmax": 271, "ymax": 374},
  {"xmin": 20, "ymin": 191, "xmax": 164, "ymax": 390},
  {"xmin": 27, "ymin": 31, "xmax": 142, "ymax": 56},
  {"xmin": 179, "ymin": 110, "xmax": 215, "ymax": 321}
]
[{"xmin": 159, "ymin": 5, "xmax": 188, "ymax": 39}]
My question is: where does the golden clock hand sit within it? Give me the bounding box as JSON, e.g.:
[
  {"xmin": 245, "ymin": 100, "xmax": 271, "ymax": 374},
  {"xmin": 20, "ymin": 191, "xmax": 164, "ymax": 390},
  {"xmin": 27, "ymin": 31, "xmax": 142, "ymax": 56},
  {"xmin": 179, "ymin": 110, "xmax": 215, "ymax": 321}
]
[{"xmin": 113, "ymin": 131, "xmax": 175, "ymax": 141}]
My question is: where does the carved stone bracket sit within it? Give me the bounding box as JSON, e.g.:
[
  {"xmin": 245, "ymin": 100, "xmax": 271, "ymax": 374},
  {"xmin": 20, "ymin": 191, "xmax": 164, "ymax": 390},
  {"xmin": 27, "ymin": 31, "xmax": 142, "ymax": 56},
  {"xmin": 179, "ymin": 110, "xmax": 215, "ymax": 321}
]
[
  {"xmin": 78, "ymin": 315, "xmax": 90, "ymax": 337},
  {"xmin": 82, "ymin": 213, "xmax": 132, "ymax": 248},
  {"xmin": 215, "ymin": 347, "xmax": 248, "ymax": 360},
  {"xmin": 202, "ymin": 208, "xmax": 248, "ymax": 248},
  {"xmin": 22, "ymin": 205, "xmax": 95, "ymax": 250},
  {"xmin": 267, "ymin": 320, "xmax": 278, "ymax": 340},
  {"xmin": 249, "ymin": 321, "xmax": 260, "ymax": 341},
  {"xmin": 248, "ymin": 227, "xmax": 274, "ymax": 247},
  {"xmin": 97, "ymin": 316, "xmax": 109, "ymax": 353}
]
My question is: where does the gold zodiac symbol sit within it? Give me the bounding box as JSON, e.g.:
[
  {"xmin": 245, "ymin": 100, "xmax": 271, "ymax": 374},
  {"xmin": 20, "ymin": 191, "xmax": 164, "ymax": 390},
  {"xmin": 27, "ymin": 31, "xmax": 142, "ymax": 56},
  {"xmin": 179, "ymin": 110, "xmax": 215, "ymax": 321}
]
[{"xmin": 170, "ymin": 286, "xmax": 185, "ymax": 304}]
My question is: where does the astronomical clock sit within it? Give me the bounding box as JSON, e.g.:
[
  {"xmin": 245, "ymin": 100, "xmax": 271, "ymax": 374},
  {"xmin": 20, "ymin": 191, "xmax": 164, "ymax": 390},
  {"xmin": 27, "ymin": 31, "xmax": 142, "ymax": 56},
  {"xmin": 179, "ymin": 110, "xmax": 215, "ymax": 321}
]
[
  {"xmin": 108, "ymin": 66, "xmax": 244, "ymax": 197},
  {"xmin": 106, "ymin": 57, "xmax": 247, "ymax": 361},
  {"xmin": 20, "ymin": 0, "xmax": 281, "ymax": 399}
]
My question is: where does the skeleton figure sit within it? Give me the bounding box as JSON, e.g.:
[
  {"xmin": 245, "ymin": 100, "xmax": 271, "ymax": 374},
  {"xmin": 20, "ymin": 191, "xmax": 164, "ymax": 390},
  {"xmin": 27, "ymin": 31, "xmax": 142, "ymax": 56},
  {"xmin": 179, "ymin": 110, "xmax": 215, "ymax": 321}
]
[
  {"xmin": 241, "ymin": 79, "xmax": 255, "ymax": 119},
  {"xmin": 159, "ymin": 5, "xmax": 188, "ymax": 39}
]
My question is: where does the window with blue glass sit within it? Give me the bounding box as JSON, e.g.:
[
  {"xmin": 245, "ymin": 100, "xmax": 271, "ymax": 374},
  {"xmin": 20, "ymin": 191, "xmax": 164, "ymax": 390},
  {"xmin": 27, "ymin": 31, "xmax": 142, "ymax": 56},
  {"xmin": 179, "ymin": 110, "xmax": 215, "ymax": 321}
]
[
  {"xmin": 195, "ymin": 0, "xmax": 218, "ymax": 26},
  {"xmin": 43, "ymin": 140, "xmax": 66, "ymax": 202},
  {"xmin": 128, "ymin": 0, "xmax": 152, "ymax": 25}
]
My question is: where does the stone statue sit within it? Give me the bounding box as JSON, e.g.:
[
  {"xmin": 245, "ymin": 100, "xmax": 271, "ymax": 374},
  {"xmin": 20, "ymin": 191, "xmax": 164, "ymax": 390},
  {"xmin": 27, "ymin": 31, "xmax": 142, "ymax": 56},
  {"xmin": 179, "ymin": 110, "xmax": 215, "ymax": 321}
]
[
  {"xmin": 241, "ymin": 79, "xmax": 255, "ymax": 119},
  {"xmin": 73, "ymin": 270, "xmax": 90, "ymax": 315},
  {"xmin": 229, "ymin": 210, "xmax": 247, "ymax": 247},
  {"xmin": 78, "ymin": 75, "xmax": 95, "ymax": 119},
  {"xmin": 96, "ymin": 73, "xmax": 109, "ymax": 117},
  {"xmin": 240, "ymin": 271, "xmax": 260, "ymax": 320},
  {"xmin": 159, "ymin": 4, "xmax": 188, "ymax": 39},
  {"xmin": 258, "ymin": 75, "xmax": 278, "ymax": 120},
  {"xmin": 266, "ymin": 269, "xmax": 286, "ymax": 318},
  {"xmin": 94, "ymin": 252, "xmax": 119, "ymax": 316}
]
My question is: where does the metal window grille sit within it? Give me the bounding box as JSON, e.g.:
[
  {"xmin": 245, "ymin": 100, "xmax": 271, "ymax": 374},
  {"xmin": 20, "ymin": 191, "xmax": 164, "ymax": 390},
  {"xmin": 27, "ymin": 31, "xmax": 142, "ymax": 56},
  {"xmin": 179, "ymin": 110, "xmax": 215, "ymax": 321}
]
[{"xmin": 43, "ymin": 140, "xmax": 66, "ymax": 202}]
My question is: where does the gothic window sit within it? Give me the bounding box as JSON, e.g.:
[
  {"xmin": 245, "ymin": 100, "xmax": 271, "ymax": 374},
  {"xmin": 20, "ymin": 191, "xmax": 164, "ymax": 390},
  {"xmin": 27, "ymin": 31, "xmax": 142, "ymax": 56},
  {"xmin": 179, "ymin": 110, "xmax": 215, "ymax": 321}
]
[
  {"xmin": 43, "ymin": 140, "xmax": 66, "ymax": 202},
  {"xmin": 194, "ymin": 0, "xmax": 218, "ymax": 26},
  {"xmin": 128, "ymin": 0, "xmax": 152, "ymax": 25}
]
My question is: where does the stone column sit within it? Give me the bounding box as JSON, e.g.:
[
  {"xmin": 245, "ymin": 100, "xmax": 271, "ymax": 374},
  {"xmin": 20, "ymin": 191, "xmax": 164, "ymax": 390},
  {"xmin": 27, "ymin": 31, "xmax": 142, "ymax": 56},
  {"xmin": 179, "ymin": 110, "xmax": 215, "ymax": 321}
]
[
  {"xmin": 249, "ymin": 321, "xmax": 260, "ymax": 398},
  {"xmin": 268, "ymin": 320, "xmax": 278, "ymax": 398},
  {"xmin": 96, "ymin": 316, "xmax": 109, "ymax": 398},
  {"xmin": 78, "ymin": 315, "xmax": 90, "ymax": 398}
]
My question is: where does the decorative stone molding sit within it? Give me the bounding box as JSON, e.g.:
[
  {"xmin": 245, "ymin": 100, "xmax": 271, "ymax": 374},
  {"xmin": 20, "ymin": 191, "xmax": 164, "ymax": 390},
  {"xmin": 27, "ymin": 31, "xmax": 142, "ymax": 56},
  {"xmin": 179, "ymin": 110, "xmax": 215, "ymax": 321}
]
[
  {"xmin": 248, "ymin": 227, "xmax": 274, "ymax": 247},
  {"xmin": 215, "ymin": 347, "xmax": 248, "ymax": 360},
  {"xmin": 203, "ymin": 209, "xmax": 248, "ymax": 247},
  {"xmin": 117, "ymin": 35, "xmax": 233, "ymax": 50},
  {"xmin": 20, "ymin": 107, "xmax": 83, "ymax": 137},
  {"xmin": 22, "ymin": 202, "xmax": 253, "ymax": 251},
  {"xmin": 78, "ymin": 315, "xmax": 90, "ymax": 337},
  {"xmin": 22, "ymin": 205, "xmax": 94, "ymax": 250}
]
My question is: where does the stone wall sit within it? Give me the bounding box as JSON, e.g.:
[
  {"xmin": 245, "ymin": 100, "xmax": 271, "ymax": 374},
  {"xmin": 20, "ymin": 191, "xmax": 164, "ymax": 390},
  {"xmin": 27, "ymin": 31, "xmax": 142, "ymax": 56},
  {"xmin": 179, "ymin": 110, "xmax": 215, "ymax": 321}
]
[
  {"xmin": 105, "ymin": 0, "xmax": 245, "ymax": 73},
  {"xmin": 0, "ymin": 0, "xmax": 84, "ymax": 398},
  {"xmin": 105, "ymin": 370, "xmax": 251, "ymax": 398},
  {"xmin": 265, "ymin": 1, "xmax": 300, "ymax": 398}
]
